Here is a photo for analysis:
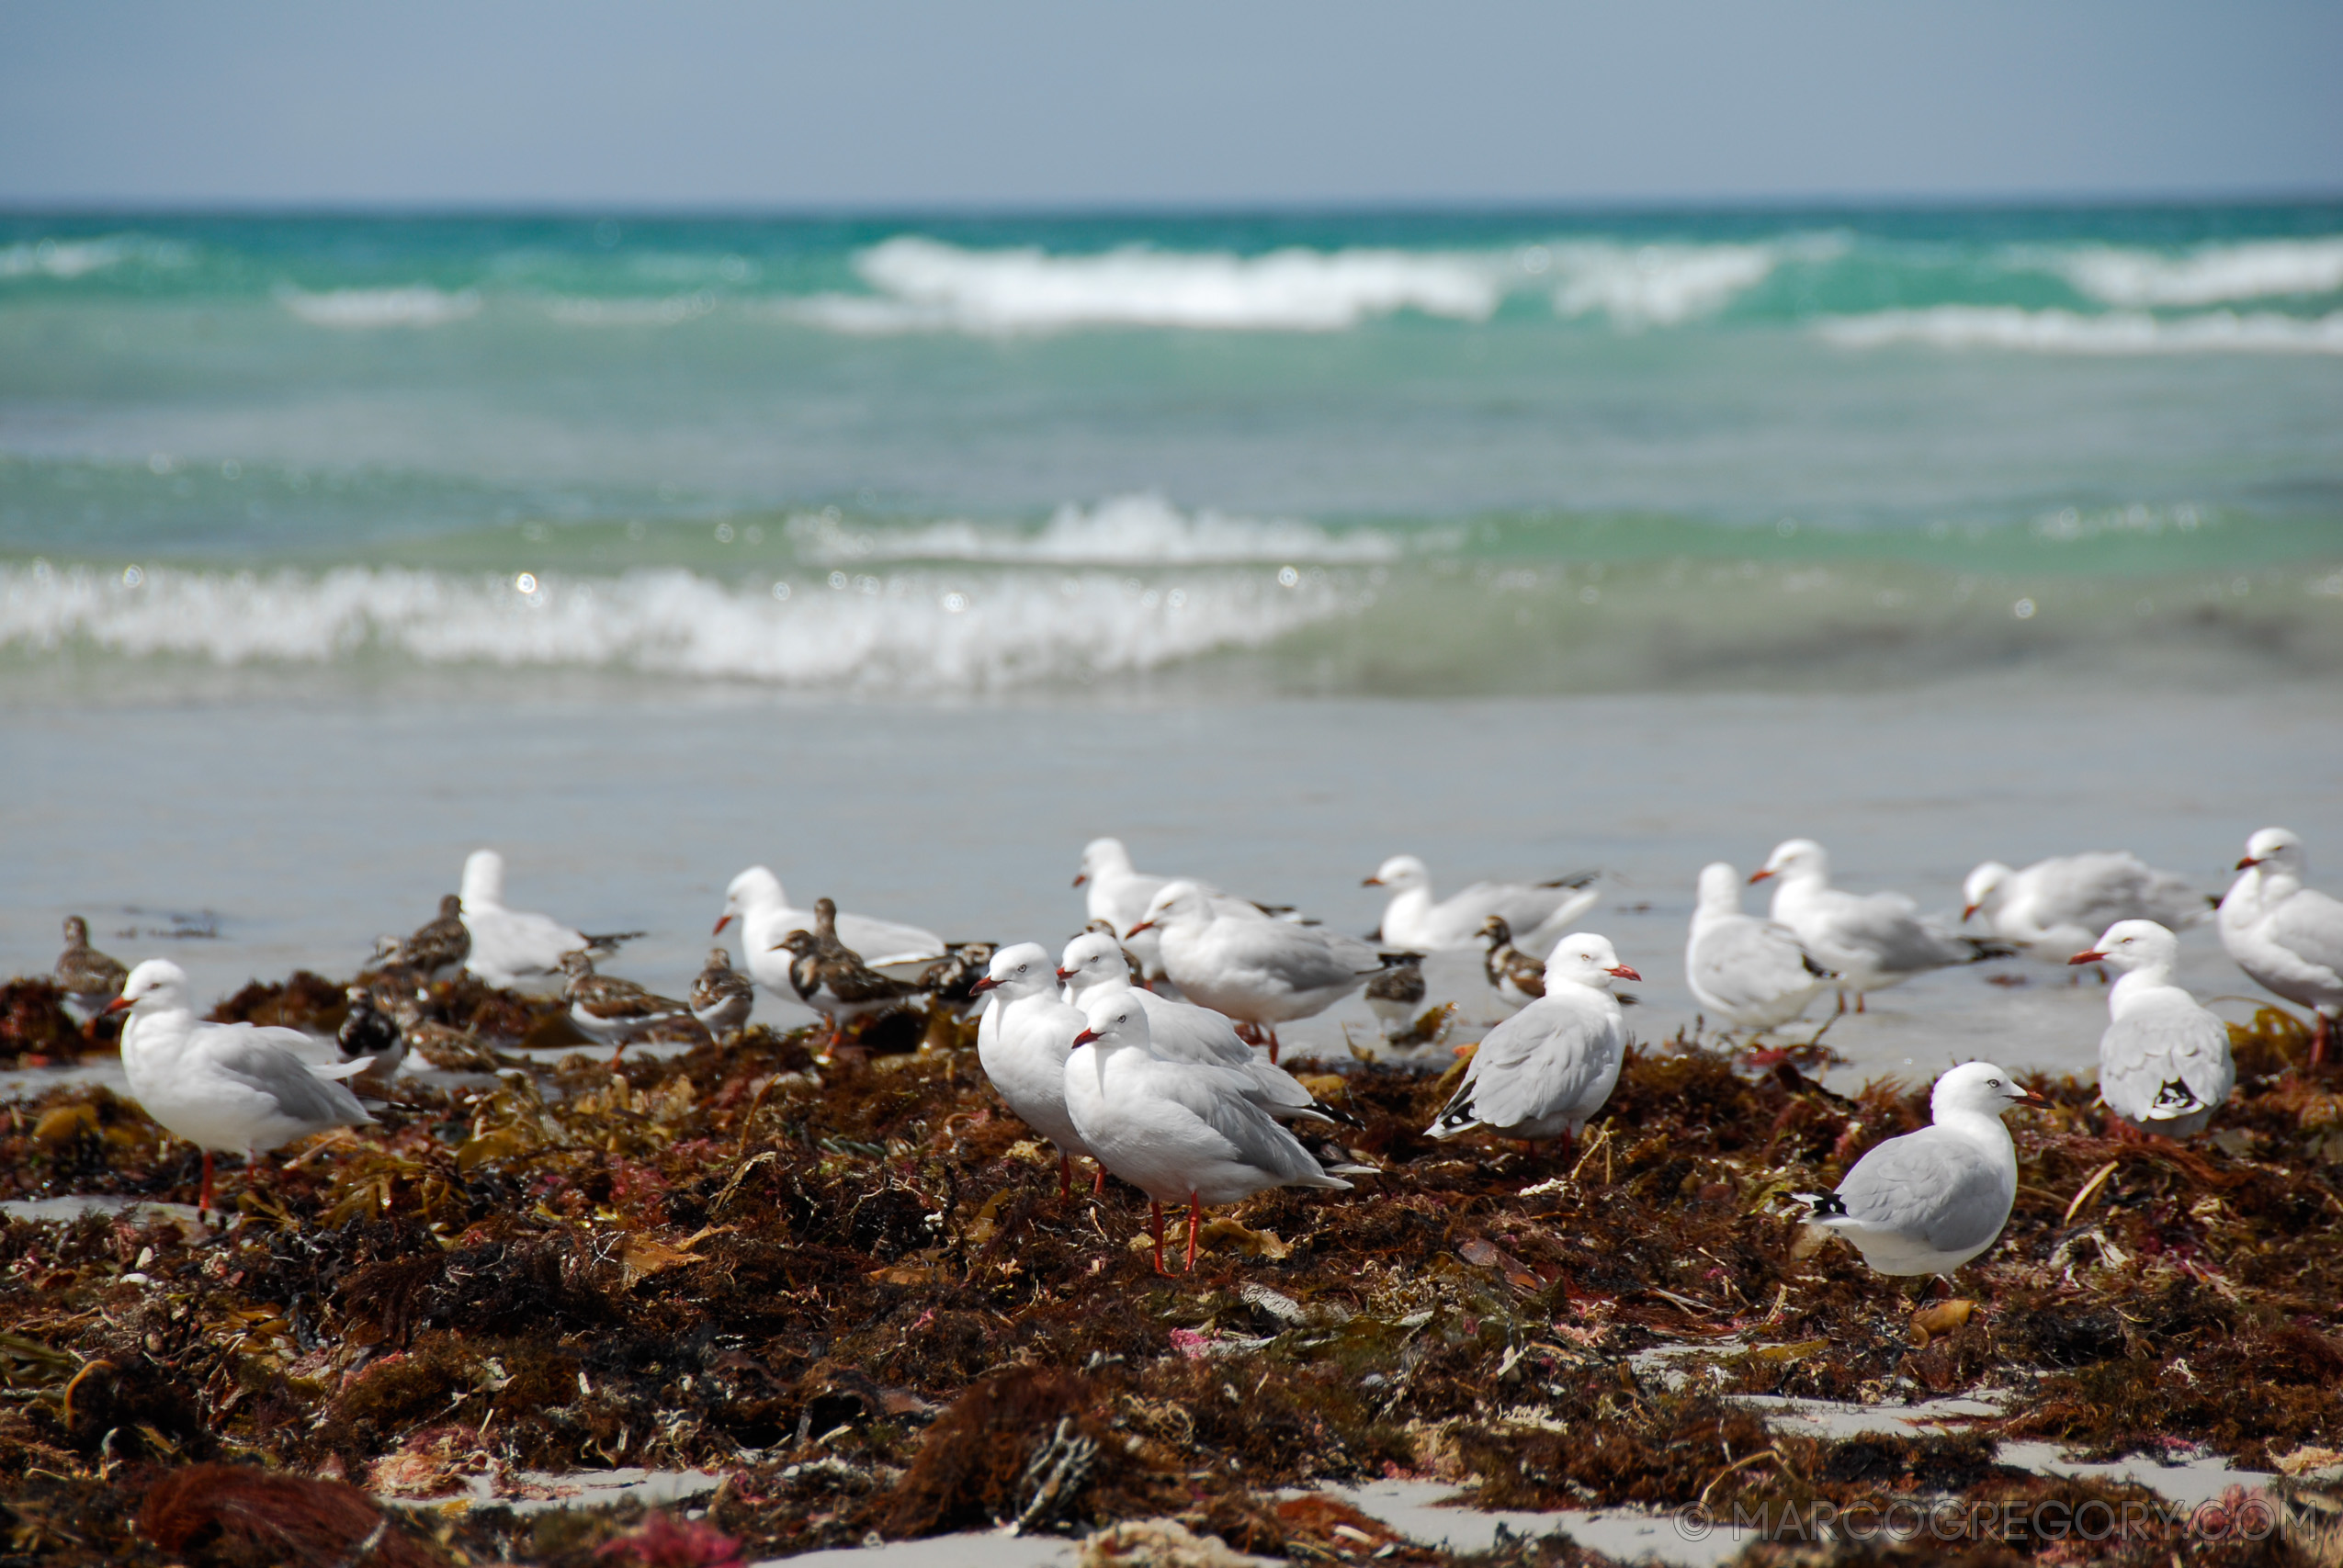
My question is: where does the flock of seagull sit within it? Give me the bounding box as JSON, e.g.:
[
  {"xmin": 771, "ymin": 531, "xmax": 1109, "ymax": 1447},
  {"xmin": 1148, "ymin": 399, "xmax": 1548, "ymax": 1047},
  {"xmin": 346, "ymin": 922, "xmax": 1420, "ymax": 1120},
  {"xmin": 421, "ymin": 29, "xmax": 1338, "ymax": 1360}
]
[{"xmin": 44, "ymin": 826, "xmax": 2343, "ymax": 1280}]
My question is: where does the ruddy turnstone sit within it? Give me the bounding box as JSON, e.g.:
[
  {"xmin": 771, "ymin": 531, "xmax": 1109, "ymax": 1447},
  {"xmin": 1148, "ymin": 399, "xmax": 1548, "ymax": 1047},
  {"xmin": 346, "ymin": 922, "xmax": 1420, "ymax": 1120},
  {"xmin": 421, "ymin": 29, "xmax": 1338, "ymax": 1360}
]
[
  {"xmin": 690, "ymin": 946, "xmax": 756, "ymax": 1041},
  {"xmin": 559, "ymin": 951, "xmax": 694, "ymax": 1066},
  {"xmin": 55, "ymin": 914, "xmax": 129, "ymax": 1024},
  {"xmin": 1477, "ymin": 915, "xmax": 1545, "ymax": 1006}
]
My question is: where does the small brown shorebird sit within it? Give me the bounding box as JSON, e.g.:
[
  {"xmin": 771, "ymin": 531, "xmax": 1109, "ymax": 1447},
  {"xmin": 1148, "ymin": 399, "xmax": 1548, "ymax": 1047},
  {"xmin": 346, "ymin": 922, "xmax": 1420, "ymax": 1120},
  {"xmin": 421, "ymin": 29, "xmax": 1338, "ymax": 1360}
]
[
  {"xmin": 689, "ymin": 946, "xmax": 755, "ymax": 1041},
  {"xmin": 560, "ymin": 951, "xmax": 693, "ymax": 1067},
  {"xmin": 55, "ymin": 915, "xmax": 129, "ymax": 1032}
]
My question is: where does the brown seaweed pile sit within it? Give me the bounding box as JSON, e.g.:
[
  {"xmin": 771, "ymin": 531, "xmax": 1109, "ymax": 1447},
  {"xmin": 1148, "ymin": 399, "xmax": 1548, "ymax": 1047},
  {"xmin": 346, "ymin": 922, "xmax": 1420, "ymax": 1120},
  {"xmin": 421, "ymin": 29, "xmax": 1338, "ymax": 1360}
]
[{"xmin": 0, "ymin": 967, "xmax": 2336, "ymax": 1566}]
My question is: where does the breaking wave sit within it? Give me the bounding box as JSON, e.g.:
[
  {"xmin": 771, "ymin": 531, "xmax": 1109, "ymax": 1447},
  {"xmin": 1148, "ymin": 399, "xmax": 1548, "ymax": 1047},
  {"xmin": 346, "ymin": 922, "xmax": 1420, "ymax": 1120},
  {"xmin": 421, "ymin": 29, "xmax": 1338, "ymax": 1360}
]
[
  {"xmin": 2054, "ymin": 237, "xmax": 2343, "ymax": 308},
  {"xmin": 783, "ymin": 494, "xmax": 1409, "ymax": 566},
  {"xmin": 0, "ymin": 558, "xmax": 1349, "ymax": 693},
  {"xmin": 1814, "ymin": 306, "xmax": 2343, "ymax": 355},
  {"xmin": 277, "ymin": 286, "xmax": 482, "ymax": 329},
  {"xmin": 1543, "ymin": 240, "xmax": 1788, "ymax": 327}
]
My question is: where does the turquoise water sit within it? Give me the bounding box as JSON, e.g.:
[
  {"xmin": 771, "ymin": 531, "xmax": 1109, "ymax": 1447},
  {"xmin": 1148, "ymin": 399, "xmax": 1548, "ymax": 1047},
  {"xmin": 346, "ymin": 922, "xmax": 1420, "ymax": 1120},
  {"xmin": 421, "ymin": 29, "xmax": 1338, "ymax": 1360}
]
[{"xmin": 5, "ymin": 205, "xmax": 2340, "ymax": 695}]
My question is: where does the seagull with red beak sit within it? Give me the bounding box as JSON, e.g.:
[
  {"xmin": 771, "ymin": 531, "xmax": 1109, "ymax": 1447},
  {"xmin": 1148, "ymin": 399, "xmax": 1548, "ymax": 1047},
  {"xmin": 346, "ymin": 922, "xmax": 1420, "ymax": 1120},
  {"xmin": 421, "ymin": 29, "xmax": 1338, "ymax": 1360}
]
[
  {"xmin": 1426, "ymin": 933, "xmax": 1638, "ymax": 1154},
  {"xmin": 973, "ymin": 943, "xmax": 1100, "ymax": 1199},
  {"xmin": 2218, "ymin": 827, "xmax": 2343, "ymax": 1066},
  {"xmin": 2070, "ymin": 920, "xmax": 2234, "ymax": 1138}
]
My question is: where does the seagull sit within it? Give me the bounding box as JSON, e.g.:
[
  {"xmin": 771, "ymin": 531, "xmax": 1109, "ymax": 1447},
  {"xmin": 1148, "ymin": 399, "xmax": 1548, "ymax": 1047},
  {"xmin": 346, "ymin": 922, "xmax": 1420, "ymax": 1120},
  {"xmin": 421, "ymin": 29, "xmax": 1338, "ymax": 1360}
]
[
  {"xmin": 54, "ymin": 914, "xmax": 128, "ymax": 1024},
  {"xmin": 1425, "ymin": 933, "xmax": 1636, "ymax": 1151},
  {"xmin": 689, "ymin": 947, "xmax": 755, "ymax": 1042},
  {"xmin": 1365, "ymin": 855, "xmax": 1600, "ymax": 958},
  {"xmin": 1962, "ymin": 852, "xmax": 2204, "ymax": 957},
  {"xmin": 1129, "ymin": 880, "xmax": 1387, "ymax": 1062},
  {"xmin": 1686, "ymin": 863, "xmax": 1832, "ymax": 1033},
  {"xmin": 1065, "ymin": 987, "xmax": 1359, "ymax": 1275},
  {"xmin": 774, "ymin": 898, "xmax": 923, "ymax": 1051},
  {"xmin": 1074, "ymin": 837, "xmax": 1276, "ymax": 980},
  {"xmin": 716, "ymin": 866, "xmax": 944, "ymax": 1001},
  {"xmin": 2070, "ymin": 920, "xmax": 2235, "ymax": 1138},
  {"xmin": 2219, "ymin": 827, "xmax": 2343, "ymax": 1066},
  {"xmin": 1363, "ymin": 952, "xmax": 1434, "ymax": 1039},
  {"xmin": 1058, "ymin": 931, "xmax": 1351, "ymax": 1125},
  {"xmin": 335, "ymin": 984, "xmax": 407, "ymax": 1082},
  {"xmin": 973, "ymin": 943, "xmax": 1097, "ymax": 1198},
  {"xmin": 106, "ymin": 959, "xmax": 374, "ymax": 1219},
  {"xmin": 559, "ymin": 951, "xmax": 694, "ymax": 1066},
  {"xmin": 378, "ymin": 895, "xmax": 471, "ymax": 983},
  {"xmin": 458, "ymin": 849, "xmax": 640, "ymax": 988},
  {"xmin": 1751, "ymin": 840, "xmax": 2012, "ymax": 1011},
  {"xmin": 1792, "ymin": 1061, "xmax": 2041, "ymax": 1278},
  {"xmin": 1477, "ymin": 916, "xmax": 1545, "ymax": 1007}
]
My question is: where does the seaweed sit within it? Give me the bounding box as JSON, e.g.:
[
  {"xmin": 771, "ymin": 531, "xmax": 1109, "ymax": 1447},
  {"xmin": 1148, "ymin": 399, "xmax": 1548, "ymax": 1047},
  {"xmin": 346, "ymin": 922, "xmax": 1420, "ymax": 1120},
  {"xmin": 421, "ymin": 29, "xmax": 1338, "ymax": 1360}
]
[{"xmin": 0, "ymin": 966, "xmax": 2336, "ymax": 1564}]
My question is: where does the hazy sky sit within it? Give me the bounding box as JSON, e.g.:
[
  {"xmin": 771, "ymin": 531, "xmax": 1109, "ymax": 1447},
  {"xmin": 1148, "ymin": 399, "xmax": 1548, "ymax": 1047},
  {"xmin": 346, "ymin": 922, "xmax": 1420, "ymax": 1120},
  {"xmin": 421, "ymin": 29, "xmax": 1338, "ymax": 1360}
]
[{"xmin": 5, "ymin": 1, "xmax": 2338, "ymax": 209}]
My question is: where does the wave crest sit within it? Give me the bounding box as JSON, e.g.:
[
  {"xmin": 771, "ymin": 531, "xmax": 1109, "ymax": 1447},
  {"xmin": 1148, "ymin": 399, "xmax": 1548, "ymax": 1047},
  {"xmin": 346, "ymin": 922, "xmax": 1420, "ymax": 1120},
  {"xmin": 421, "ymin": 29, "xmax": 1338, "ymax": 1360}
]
[
  {"xmin": 1814, "ymin": 305, "xmax": 2343, "ymax": 355},
  {"xmin": 1545, "ymin": 241, "xmax": 1783, "ymax": 326},
  {"xmin": 786, "ymin": 494, "xmax": 1408, "ymax": 566},
  {"xmin": 277, "ymin": 286, "xmax": 482, "ymax": 329},
  {"xmin": 2057, "ymin": 237, "xmax": 2343, "ymax": 307}
]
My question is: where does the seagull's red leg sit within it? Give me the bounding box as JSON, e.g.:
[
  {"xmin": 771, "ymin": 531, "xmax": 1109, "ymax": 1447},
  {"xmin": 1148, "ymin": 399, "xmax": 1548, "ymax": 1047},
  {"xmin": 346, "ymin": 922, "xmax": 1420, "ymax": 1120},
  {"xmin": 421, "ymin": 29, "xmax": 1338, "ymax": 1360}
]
[
  {"xmin": 1855, "ymin": 992, "xmax": 1866, "ymax": 1015},
  {"xmin": 1185, "ymin": 1191, "xmax": 1202, "ymax": 1272},
  {"xmin": 198, "ymin": 1151, "xmax": 214, "ymax": 1221},
  {"xmin": 1150, "ymin": 1201, "xmax": 1167, "ymax": 1276},
  {"xmin": 1266, "ymin": 1028, "xmax": 1280, "ymax": 1066},
  {"xmin": 1058, "ymin": 1153, "xmax": 1072, "ymax": 1201},
  {"xmin": 1092, "ymin": 1163, "xmax": 1105, "ymax": 1195},
  {"xmin": 1834, "ymin": 991, "xmax": 1848, "ymax": 1017}
]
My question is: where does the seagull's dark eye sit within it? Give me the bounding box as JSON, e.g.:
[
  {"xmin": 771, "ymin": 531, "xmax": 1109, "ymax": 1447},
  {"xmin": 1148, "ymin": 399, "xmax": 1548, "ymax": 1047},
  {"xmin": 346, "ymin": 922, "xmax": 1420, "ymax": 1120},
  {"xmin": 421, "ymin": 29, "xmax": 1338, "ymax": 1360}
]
[{"xmin": 1986, "ymin": 1078, "xmax": 1999, "ymax": 1087}]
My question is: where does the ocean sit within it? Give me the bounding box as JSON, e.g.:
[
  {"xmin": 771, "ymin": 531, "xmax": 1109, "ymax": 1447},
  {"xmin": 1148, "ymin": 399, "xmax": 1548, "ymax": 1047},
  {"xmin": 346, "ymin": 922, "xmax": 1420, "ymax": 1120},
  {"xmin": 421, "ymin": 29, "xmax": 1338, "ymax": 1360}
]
[{"xmin": 4, "ymin": 204, "xmax": 2339, "ymax": 1079}]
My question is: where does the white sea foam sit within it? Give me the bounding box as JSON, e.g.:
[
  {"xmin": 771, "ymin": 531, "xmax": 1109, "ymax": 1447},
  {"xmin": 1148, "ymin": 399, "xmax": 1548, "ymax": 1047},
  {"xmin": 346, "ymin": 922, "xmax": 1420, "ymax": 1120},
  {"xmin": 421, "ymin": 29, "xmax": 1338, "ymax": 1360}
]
[
  {"xmin": 1815, "ymin": 306, "xmax": 2343, "ymax": 355},
  {"xmin": 787, "ymin": 236, "xmax": 1503, "ymax": 333},
  {"xmin": 787, "ymin": 494, "xmax": 1408, "ymax": 566},
  {"xmin": 1546, "ymin": 241, "xmax": 1783, "ymax": 327},
  {"xmin": 0, "ymin": 234, "xmax": 191, "ymax": 280},
  {"xmin": 2055, "ymin": 237, "xmax": 2343, "ymax": 307},
  {"xmin": 277, "ymin": 286, "xmax": 482, "ymax": 329},
  {"xmin": 0, "ymin": 558, "xmax": 1347, "ymax": 693}
]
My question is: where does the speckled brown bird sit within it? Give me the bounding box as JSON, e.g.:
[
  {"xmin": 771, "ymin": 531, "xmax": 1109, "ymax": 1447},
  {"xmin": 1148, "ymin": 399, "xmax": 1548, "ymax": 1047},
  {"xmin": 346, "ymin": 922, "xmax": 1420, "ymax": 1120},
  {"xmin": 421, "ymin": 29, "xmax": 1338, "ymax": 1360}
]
[
  {"xmin": 337, "ymin": 984, "xmax": 407, "ymax": 1080},
  {"xmin": 384, "ymin": 894, "xmax": 471, "ymax": 980},
  {"xmin": 55, "ymin": 914, "xmax": 128, "ymax": 1019},
  {"xmin": 689, "ymin": 946, "xmax": 755, "ymax": 1041},
  {"xmin": 1478, "ymin": 915, "xmax": 1546, "ymax": 1006},
  {"xmin": 560, "ymin": 951, "xmax": 693, "ymax": 1066},
  {"xmin": 775, "ymin": 919, "xmax": 920, "ymax": 1051}
]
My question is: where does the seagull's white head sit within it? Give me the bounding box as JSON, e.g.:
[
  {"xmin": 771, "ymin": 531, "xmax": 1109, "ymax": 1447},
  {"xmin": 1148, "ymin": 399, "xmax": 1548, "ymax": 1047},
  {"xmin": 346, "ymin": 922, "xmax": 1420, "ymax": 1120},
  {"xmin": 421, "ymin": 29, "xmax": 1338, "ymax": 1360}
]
[
  {"xmin": 1074, "ymin": 837, "xmax": 1135, "ymax": 888},
  {"xmin": 1749, "ymin": 839, "xmax": 1828, "ymax": 887},
  {"xmin": 1542, "ymin": 932, "xmax": 1641, "ymax": 991},
  {"xmin": 2069, "ymin": 919, "xmax": 2179, "ymax": 975},
  {"xmin": 1930, "ymin": 1060, "xmax": 2042, "ymax": 1121},
  {"xmin": 1695, "ymin": 863, "xmax": 1743, "ymax": 914},
  {"xmin": 461, "ymin": 849, "xmax": 505, "ymax": 908},
  {"xmin": 1057, "ymin": 931, "xmax": 1130, "ymax": 993},
  {"xmin": 109, "ymin": 958, "xmax": 191, "ymax": 1016},
  {"xmin": 1961, "ymin": 862, "xmax": 2012, "ymax": 922},
  {"xmin": 716, "ymin": 865, "xmax": 783, "ymax": 935},
  {"xmin": 2236, "ymin": 827, "xmax": 2303, "ymax": 874},
  {"xmin": 1071, "ymin": 986, "xmax": 1150, "ymax": 1049},
  {"xmin": 1364, "ymin": 854, "xmax": 1430, "ymax": 892},
  {"xmin": 972, "ymin": 942, "xmax": 1052, "ymax": 999},
  {"xmin": 1128, "ymin": 879, "xmax": 1210, "ymax": 936}
]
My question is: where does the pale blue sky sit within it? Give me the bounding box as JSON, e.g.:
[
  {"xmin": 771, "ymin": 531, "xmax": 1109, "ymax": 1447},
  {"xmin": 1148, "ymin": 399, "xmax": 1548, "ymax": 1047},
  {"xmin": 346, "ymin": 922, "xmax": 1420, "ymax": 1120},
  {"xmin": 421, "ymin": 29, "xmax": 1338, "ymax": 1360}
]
[{"xmin": 4, "ymin": 1, "xmax": 2337, "ymax": 208}]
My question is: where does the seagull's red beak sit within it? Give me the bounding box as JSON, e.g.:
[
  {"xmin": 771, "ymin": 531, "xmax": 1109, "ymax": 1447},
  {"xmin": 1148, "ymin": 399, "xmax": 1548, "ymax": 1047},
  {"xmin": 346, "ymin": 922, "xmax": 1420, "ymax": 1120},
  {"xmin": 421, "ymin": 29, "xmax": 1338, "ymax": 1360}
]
[
  {"xmin": 1748, "ymin": 868, "xmax": 1774, "ymax": 884},
  {"xmin": 1124, "ymin": 919, "xmax": 1156, "ymax": 936},
  {"xmin": 1960, "ymin": 903, "xmax": 1980, "ymax": 921},
  {"xmin": 2067, "ymin": 949, "xmax": 2106, "ymax": 965},
  {"xmin": 1054, "ymin": 967, "xmax": 1072, "ymax": 982},
  {"xmin": 2235, "ymin": 854, "xmax": 2263, "ymax": 870},
  {"xmin": 103, "ymin": 994, "xmax": 134, "ymax": 1016},
  {"xmin": 1071, "ymin": 1028, "xmax": 1099, "ymax": 1045},
  {"xmin": 1606, "ymin": 964, "xmax": 1642, "ymax": 981},
  {"xmin": 1361, "ymin": 875, "xmax": 1384, "ymax": 887},
  {"xmin": 713, "ymin": 914, "xmax": 732, "ymax": 935},
  {"xmin": 2014, "ymin": 1085, "xmax": 2048, "ymax": 1104},
  {"xmin": 1072, "ymin": 873, "xmax": 1087, "ymax": 887},
  {"xmin": 969, "ymin": 976, "xmax": 999, "ymax": 994}
]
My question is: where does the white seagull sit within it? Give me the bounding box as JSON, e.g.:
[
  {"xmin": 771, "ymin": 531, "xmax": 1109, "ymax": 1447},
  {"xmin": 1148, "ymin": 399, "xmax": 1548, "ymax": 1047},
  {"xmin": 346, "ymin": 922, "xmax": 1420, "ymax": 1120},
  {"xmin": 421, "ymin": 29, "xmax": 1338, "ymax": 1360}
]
[
  {"xmin": 1752, "ymin": 839, "xmax": 2010, "ymax": 1011},
  {"xmin": 1364, "ymin": 854, "xmax": 1599, "ymax": 959},
  {"xmin": 973, "ymin": 943, "xmax": 1098, "ymax": 1198},
  {"xmin": 1129, "ymin": 880, "xmax": 1387, "ymax": 1061},
  {"xmin": 1686, "ymin": 863, "xmax": 1832, "ymax": 1033},
  {"xmin": 1961, "ymin": 851, "xmax": 2204, "ymax": 957},
  {"xmin": 1058, "ymin": 931, "xmax": 1349, "ymax": 1126},
  {"xmin": 716, "ymin": 865, "xmax": 945, "ymax": 999},
  {"xmin": 107, "ymin": 959, "xmax": 374, "ymax": 1218},
  {"xmin": 1073, "ymin": 837, "xmax": 1274, "ymax": 981},
  {"xmin": 1426, "ymin": 933, "xmax": 1636, "ymax": 1150},
  {"xmin": 2219, "ymin": 827, "xmax": 2343, "ymax": 1065},
  {"xmin": 1794, "ymin": 1061, "xmax": 2040, "ymax": 1278},
  {"xmin": 1065, "ymin": 987, "xmax": 1357, "ymax": 1274},
  {"xmin": 458, "ymin": 850, "xmax": 641, "ymax": 988},
  {"xmin": 2070, "ymin": 920, "xmax": 2234, "ymax": 1138}
]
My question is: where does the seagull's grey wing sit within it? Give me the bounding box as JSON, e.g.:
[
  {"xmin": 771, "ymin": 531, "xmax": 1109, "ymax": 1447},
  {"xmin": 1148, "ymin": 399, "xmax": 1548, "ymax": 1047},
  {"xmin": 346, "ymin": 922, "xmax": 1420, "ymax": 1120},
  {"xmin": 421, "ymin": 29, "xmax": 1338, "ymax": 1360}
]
[
  {"xmin": 1830, "ymin": 1129, "xmax": 2006, "ymax": 1255},
  {"xmin": 1139, "ymin": 995, "xmax": 1256, "ymax": 1067},
  {"xmin": 1155, "ymin": 1068, "xmax": 1343, "ymax": 1186},
  {"xmin": 1444, "ymin": 880, "xmax": 1582, "ymax": 936},
  {"xmin": 2100, "ymin": 1008, "xmax": 2234, "ymax": 1123},
  {"xmin": 200, "ymin": 1029, "xmax": 373, "ymax": 1125},
  {"xmin": 2134, "ymin": 866, "xmax": 2209, "ymax": 928},
  {"xmin": 836, "ymin": 911, "xmax": 946, "ymax": 967},
  {"xmin": 1692, "ymin": 917, "xmax": 1821, "ymax": 1008},
  {"xmin": 1827, "ymin": 892, "xmax": 1972, "ymax": 972},
  {"xmin": 1216, "ymin": 920, "xmax": 1378, "ymax": 990},
  {"xmin": 2266, "ymin": 888, "xmax": 2343, "ymax": 982},
  {"xmin": 1442, "ymin": 996, "xmax": 1616, "ymax": 1133}
]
